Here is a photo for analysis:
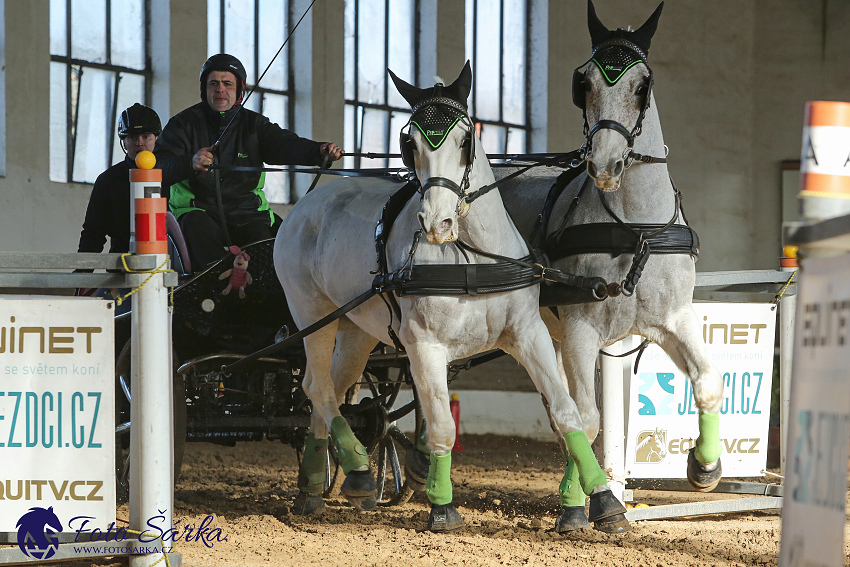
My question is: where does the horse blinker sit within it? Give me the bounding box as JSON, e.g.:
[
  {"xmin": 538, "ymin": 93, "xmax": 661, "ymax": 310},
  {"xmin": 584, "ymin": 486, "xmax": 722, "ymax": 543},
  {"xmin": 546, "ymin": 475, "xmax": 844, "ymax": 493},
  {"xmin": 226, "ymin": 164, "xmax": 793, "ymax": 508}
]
[{"xmin": 399, "ymin": 131, "xmax": 415, "ymax": 169}]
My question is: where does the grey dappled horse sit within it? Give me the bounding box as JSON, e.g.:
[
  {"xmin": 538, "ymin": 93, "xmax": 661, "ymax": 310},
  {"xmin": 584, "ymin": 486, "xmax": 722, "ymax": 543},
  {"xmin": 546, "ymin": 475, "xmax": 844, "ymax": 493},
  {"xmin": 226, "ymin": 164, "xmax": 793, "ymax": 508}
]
[
  {"xmin": 274, "ymin": 63, "xmax": 628, "ymax": 533},
  {"xmin": 500, "ymin": 1, "xmax": 724, "ymax": 532}
]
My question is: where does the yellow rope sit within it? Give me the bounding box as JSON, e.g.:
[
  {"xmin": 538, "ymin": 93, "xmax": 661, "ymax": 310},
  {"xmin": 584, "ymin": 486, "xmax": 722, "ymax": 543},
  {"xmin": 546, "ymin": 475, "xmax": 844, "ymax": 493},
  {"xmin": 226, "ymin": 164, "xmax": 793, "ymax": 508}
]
[
  {"xmin": 773, "ymin": 270, "xmax": 796, "ymax": 306},
  {"xmin": 116, "ymin": 253, "xmax": 174, "ymax": 307},
  {"xmin": 124, "ymin": 528, "xmax": 175, "ymax": 567}
]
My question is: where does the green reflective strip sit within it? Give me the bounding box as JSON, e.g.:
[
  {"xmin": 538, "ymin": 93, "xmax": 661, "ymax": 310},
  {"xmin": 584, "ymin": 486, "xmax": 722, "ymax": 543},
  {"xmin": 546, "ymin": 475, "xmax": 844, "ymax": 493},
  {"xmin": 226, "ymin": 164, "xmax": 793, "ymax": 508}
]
[
  {"xmin": 168, "ymin": 180, "xmax": 202, "ymax": 218},
  {"xmin": 251, "ymin": 171, "xmax": 275, "ymax": 226},
  {"xmin": 591, "ymin": 59, "xmax": 642, "ymax": 84},
  {"xmin": 425, "ymin": 452, "xmax": 452, "ymax": 505},
  {"xmin": 411, "ymin": 116, "xmax": 464, "ymax": 149}
]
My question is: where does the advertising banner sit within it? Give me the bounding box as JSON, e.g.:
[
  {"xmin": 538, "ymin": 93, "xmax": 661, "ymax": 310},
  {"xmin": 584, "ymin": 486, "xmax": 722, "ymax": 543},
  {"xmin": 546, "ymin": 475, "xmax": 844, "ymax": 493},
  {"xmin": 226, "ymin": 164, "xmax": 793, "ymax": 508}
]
[
  {"xmin": 0, "ymin": 297, "xmax": 114, "ymax": 533},
  {"xmin": 625, "ymin": 303, "xmax": 776, "ymax": 478},
  {"xmin": 779, "ymin": 256, "xmax": 850, "ymax": 567}
]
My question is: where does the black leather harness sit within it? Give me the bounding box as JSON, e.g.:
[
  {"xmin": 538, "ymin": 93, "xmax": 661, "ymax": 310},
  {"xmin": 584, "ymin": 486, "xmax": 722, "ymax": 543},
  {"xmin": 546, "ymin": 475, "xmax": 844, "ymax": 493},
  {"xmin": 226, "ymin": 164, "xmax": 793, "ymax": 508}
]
[
  {"xmin": 535, "ymin": 165, "xmax": 699, "ymax": 299},
  {"xmin": 371, "ymin": 182, "xmax": 609, "ymax": 312}
]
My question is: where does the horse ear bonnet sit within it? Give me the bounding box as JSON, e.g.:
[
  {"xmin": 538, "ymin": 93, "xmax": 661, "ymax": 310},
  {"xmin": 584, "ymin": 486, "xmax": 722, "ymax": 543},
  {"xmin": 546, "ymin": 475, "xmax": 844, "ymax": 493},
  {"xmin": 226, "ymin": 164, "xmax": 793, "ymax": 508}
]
[
  {"xmin": 390, "ymin": 63, "xmax": 472, "ymax": 168},
  {"xmin": 573, "ymin": 0, "xmax": 663, "ymax": 109}
]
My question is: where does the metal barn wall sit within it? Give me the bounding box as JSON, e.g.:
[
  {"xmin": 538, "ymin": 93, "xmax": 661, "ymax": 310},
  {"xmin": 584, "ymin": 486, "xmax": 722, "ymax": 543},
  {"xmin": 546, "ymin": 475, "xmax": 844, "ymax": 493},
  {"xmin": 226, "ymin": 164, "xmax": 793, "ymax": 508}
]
[{"xmin": 0, "ymin": 0, "xmax": 848, "ymax": 272}]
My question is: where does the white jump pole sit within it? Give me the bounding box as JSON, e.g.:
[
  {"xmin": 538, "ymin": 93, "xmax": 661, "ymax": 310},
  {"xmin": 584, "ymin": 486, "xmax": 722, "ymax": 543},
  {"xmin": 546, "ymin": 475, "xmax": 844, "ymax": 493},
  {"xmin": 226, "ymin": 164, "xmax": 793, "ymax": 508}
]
[
  {"xmin": 778, "ymin": 252, "xmax": 797, "ymax": 481},
  {"xmin": 129, "ymin": 257, "xmax": 173, "ymax": 566},
  {"xmin": 600, "ymin": 338, "xmax": 626, "ymax": 503},
  {"xmin": 127, "ymin": 154, "xmax": 174, "ymax": 567}
]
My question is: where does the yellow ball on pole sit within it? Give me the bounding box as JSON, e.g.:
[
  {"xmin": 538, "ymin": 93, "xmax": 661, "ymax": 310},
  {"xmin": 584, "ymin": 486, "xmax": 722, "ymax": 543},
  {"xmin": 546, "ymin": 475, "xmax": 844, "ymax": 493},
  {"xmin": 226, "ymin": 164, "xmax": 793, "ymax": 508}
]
[{"xmin": 135, "ymin": 150, "xmax": 156, "ymax": 170}]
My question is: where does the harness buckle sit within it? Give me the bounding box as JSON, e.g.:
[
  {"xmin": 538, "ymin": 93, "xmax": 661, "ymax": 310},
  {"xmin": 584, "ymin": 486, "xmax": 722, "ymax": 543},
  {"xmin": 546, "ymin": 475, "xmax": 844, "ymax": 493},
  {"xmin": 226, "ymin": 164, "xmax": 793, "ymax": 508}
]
[
  {"xmin": 623, "ymin": 147, "xmax": 635, "ymax": 169},
  {"xmin": 456, "ymin": 196, "xmax": 471, "ymax": 218}
]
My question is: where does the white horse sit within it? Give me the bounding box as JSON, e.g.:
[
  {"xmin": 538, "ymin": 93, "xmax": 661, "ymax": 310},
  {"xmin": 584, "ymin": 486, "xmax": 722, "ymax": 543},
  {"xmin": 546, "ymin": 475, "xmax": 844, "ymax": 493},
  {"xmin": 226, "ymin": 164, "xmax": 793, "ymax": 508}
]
[
  {"xmin": 500, "ymin": 1, "xmax": 724, "ymax": 532},
  {"xmin": 274, "ymin": 63, "xmax": 628, "ymax": 533}
]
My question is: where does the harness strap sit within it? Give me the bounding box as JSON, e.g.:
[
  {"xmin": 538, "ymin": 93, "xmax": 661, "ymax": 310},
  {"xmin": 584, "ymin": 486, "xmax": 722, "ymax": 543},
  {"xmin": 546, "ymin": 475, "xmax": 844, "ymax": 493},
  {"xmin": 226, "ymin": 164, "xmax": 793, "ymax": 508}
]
[
  {"xmin": 545, "ymin": 223, "xmax": 700, "ymax": 262},
  {"xmin": 589, "ymin": 120, "xmax": 634, "ymax": 147},
  {"xmin": 221, "ymin": 287, "xmax": 378, "ymax": 374},
  {"xmin": 600, "ymin": 338, "xmax": 652, "ymax": 375},
  {"xmin": 464, "ymin": 151, "xmax": 583, "ymax": 205}
]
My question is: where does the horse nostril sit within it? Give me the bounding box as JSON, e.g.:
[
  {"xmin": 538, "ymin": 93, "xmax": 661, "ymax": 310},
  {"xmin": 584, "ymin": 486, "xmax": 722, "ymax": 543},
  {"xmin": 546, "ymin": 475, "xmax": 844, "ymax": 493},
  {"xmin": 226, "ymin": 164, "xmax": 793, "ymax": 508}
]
[
  {"xmin": 613, "ymin": 160, "xmax": 624, "ymax": 177},
  {"xmin": 439, "ymin": 218, "xmax": 453, "ymax": 235},
  {"xmin": 587, "ymin": 160, "xmax": 598, "ymax": 178},
  {"xmin": 417, "ymin": 212, "xmax": 427, "ymax": 231}
]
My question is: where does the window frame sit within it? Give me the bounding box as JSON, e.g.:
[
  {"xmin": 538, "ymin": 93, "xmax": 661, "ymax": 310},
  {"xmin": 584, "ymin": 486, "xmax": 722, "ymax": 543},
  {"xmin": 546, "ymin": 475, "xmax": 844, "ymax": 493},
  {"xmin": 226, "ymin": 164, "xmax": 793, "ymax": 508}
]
[
  {"xmin": 344, "ymin": 0, "xmax": 420, "ymax": 170},
  {"xmin": 466, "ymin": 0, "xmax": 532, "ymax": 155},
  {"xmin": 49, "ymin": 0, "xmax": 152, "ymax": 183},
  {"xmin": 208, "ymin": 0, "xmax": 296, "ymax": 203}
]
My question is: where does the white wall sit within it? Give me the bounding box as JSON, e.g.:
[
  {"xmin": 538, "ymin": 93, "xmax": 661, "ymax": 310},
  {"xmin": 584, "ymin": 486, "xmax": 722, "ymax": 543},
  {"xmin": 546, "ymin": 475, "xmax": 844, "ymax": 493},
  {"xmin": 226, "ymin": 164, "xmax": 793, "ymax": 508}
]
[{"xmin": 1, "ymin": 1, "xmax": 849, "ymax": 273}]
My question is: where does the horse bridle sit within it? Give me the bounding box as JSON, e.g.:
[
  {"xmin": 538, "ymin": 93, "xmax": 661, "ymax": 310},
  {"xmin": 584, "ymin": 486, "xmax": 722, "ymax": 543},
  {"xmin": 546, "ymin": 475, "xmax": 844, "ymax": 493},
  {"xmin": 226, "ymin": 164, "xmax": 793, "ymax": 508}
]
[
  {"xmin": 399, "ymin": 95, "xmax": 476, "ymax": 217},
  {"xmin": 572, "ymin": 38, "xmax": 661, "ymax": 167}
]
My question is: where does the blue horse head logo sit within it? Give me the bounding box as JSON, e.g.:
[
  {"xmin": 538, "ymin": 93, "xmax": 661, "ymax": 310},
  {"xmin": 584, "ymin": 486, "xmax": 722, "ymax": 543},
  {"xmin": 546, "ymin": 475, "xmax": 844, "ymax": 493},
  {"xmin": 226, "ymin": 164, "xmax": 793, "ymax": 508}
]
[{"xmin": 16, "ymin": 506, "xmax": 62, "ymax": 560}]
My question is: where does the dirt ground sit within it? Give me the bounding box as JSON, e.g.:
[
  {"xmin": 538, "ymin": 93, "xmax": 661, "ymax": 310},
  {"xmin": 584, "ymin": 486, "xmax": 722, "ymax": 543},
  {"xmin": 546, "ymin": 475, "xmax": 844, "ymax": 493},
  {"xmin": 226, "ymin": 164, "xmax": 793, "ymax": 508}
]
[{"xmin": 49, "ymin": 434, "xmax": 850, "ymax": 567}]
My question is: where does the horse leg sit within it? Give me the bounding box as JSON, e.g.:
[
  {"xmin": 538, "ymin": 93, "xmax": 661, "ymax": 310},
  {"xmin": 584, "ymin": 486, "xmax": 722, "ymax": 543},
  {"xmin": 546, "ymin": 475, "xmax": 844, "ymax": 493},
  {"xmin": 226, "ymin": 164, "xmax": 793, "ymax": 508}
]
[
  {"xmin": 294, "ymin": 318, "xmax": 379, "ymax": 514},
  {"xmin": 301, "ymin": 323, "xmax": 376, "ymax": 511},
  {"xmin": 540, "ymin": 395, "xmax": 590, "ymax": 531},
  {"xmin": 404, "ymin": 343, "xmax": 464, "ymax": 532},
  {"xmin": 653, "ymin": 306, "xmax": 724, "ymax": 491},
  {"xmin": 330, "ymin": 319, "xmax": 381, "ymax": 509},
  {"xmin": 293, "ymin": 423, "xmax": 330, "ymax": 515},
  {"xmin": 544, "ymin": 317, "xmax": 611, "ymax": 531},
  {"xmin": 505, "ymin": 319, "xmax": 628, "ymax": 534}
]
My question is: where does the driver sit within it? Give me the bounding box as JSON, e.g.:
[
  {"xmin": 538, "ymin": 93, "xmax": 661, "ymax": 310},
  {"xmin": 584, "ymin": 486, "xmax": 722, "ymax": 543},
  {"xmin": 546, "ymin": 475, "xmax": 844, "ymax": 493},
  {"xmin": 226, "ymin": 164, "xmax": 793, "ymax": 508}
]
[
  {"xmin": 154, "ymin": 53, "xmax": 344, "ymax": 269},
  {"xmin": 77, "ymin": 103, "xmax": 162, "ymax": 254}
]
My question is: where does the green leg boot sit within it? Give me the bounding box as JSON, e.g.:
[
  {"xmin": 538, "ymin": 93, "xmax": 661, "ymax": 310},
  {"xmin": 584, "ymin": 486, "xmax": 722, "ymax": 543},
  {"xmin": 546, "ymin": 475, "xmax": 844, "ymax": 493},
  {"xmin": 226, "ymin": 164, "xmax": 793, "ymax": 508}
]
[
  {"xmin": 688, "ymin": 412, "xmax": 722, "ymax": 491},
  {"xmin": 426, "ymin": 452, "xmax": 464, "ymax": 533},
  {"xmin": 564, "ymin": 431, "xmax": 629, "ymax": 534},
  {"xmin": 555, "ymin": 454, "xmax": 590, "ymax": 532},
  {"xmin": 330, "ymin": 416, "xmax": 376, "ymax": 510},
  {"xmin": 293, "ymin": 433, "xmax": 328, "ymax": 515}
]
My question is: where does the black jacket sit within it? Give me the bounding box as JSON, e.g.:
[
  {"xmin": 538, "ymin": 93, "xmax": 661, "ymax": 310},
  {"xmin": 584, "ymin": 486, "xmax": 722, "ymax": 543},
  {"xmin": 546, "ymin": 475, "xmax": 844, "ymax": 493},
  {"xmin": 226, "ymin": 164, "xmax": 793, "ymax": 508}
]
[
  {"xmin": 154, "ymin": 102, "xmax": 324, "ymax": 223},
  {"xmin": 78, "ymin": 156, "xmax": 134, "ymax": 253}
]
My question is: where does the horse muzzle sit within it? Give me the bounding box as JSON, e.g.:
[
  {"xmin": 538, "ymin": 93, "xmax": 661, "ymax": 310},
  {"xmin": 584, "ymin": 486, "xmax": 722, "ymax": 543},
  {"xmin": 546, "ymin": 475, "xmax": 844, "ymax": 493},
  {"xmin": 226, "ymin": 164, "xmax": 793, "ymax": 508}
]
[{"xmin": 587, "ymin": 158, "xmax": 623, "ymax": 191}]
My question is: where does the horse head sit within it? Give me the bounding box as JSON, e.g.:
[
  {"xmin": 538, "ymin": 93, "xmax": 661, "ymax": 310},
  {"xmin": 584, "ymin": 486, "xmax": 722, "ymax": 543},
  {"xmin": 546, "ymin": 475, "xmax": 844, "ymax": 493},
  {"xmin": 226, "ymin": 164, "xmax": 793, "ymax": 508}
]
[
  {"xmin": 389, "ymin": 62, "xmax": 477, "ymax": 244},
  {"xmin": 574, "ymin": 0, "xmax": 663, "ymax": 191}
]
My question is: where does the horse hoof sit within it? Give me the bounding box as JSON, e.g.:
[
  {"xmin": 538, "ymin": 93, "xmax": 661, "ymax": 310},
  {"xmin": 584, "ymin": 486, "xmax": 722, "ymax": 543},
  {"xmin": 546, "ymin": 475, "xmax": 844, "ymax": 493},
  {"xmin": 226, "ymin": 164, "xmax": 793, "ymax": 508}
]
[
  {"xmin": 347, "ymin": 495, "xmax": 378, "ymax": 511},
  {"xmin": 687, "ymin": 449, "xmax": 722, "ymax": 492},
  {"xmin": 554, "ymin": 506, "xmax": 590, "ymax": 533},
  {"xmin": 587, "ymin": 488, "xmax": 628, "ymax": 523},
  {"xmin": 594, "ymin": 513, "xmax": 630, "ymax": 534},
  {"xmin": 292, "ymin": 492, "xmax": 325, "ymax": 516},
  {"xmin": 404, "ymin": 450, "xmax": 430, "ymax": 492},
  {"xmin": 427, "ymin": 503, "xmax": 465, "ymax": 533},
  {"xmin": 341, "ymin": 470, "xmax": 377, "ymax": 510}
]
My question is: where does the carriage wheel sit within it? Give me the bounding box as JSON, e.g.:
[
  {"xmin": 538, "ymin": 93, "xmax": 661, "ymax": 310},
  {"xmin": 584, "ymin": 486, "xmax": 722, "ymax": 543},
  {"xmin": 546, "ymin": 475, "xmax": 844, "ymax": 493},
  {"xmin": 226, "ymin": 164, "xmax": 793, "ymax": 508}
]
[{"xmin": 114, "ymin": 339, "xmax": 187, "ymax": 503}]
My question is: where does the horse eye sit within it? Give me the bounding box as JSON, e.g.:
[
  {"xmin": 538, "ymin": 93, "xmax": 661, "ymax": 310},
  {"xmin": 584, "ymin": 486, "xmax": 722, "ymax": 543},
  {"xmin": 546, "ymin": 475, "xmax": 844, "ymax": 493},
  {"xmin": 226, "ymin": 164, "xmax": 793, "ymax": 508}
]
[{"xmin": 635, "ymin": 85, "xmax": 648, "ymax": 97}]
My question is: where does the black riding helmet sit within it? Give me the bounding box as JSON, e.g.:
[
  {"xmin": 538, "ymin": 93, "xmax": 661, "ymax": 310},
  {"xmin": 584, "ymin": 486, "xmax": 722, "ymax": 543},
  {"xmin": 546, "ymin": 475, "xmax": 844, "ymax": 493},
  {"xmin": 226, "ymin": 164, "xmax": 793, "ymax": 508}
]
[
  {"xmin": 200, "ymin": 53, "xmax": 247, "ymax": 105},
  {"xmin": 117, "ymin": 103, "xmax": 161, "ymax": 138}
]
